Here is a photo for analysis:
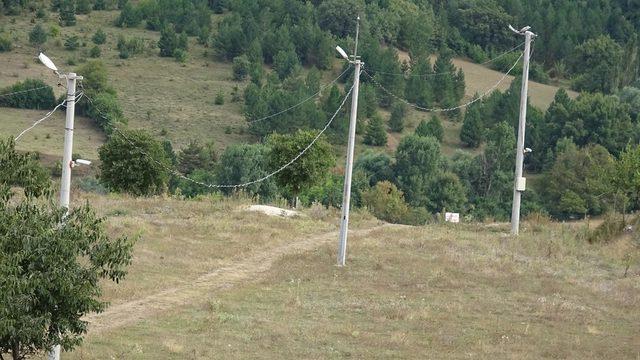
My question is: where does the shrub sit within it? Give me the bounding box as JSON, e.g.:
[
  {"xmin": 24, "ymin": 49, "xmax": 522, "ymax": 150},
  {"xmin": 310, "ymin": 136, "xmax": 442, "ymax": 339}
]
[
  {"xmin": 232, "ymin": 55, "xmax": 250, "ymax": 81},
  {"xmin": 214, "ymin": 91, "xmax": 224, "ymax": 105},
  {"xmin": 0, "ymin": 34, "xmax": 12, "ymax": 52},
  {"xmin": 174, "ymin": 48, "xmax": 187, "ymax": 63},
  {"xmin": 0, "ymin": 79, "xmax": 56, "ymax": 109},
  {"xmin": 64, "ymin": 35, "xmax": 80, "ymax": 50},
  {"xmin": 89, "ymin": 45, "xmax": 101, "ymax": 58},
  {"xmin": 98, "ymin": 129, "xmax": 171, "ymax": 196},
  {"xmin": 362, "ymin": 181, "xmax": 411, "ymax": 224},
  {"xmin": 92, "ymin": 28, "xmax": 107, "ymax": 44}
]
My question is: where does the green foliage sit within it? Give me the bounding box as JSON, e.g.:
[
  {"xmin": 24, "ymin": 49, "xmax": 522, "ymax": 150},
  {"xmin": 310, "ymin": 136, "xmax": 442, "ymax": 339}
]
[
  {"xmin": 76, "ymin": 60, "xmax": 113, "ymax": 94},
  {"xmin": 214, "ymin": 91, "xmax": 224, "ymax": 105},
  {"xmin": 452, "ymin": 0, "xmax": 514, "ymax": 50},
  {"xmin": 405, "ymin": 57, "xmax": 434, "ymax": 109},
  {"xmin": 415, "ymin": 116, "xmax": 444, "ymax": 142},
  {"xmin": 613, "ymin": 145, "xmax": 640, "ymax": 210},
  {"xmin": 177, "ymin": 140, "xmax": 216, "ymax": 175},
  {"xmin": 571, "ymin": 35, "xmax": 624, "ymax": 94},
  {"xmin": 355, "ymin": 150, "xmax": 394, "ymax": 187},
  {"xmin": 92, "ymin": 28, "xmax": 107, "ymax": 45},
  {"xmin": 273, "ymin": 48, "xmax": 300, "ymax": 80},
  {"xmin": 94, "ymin": 0, "xmax": 107, "ymax": 10},
  {"xmin": 115, "ymin": 2, "xmax": 141, "ymax": 27},
  {"xmin": 388, "ymin": 102, "xmax": 406, "ymax": 133},
  {"xmin": 64, "ymin": 35, "xmax": 80, "ymax": 50},
  {"xmin": 298, "ymin": 173, "xmax": 344, "ymax": 208},
  {"xmin": 59, "ymin": 0, "xmax": 76, "ymax": 26},
  {"xmin": 0, "ymin": 79, "xmax": 55, "ymax": 110},
  {"xmin": 85, "ymin": 91, "xmax": 125, "ymax": 132},
  {"xmin": 0, "ymin": 138, "xmax": 133, "ymax": 360},
  {"xmin": 460, "ymin": 105, "xmax": 483, "ymax": 147},
  {"xmin": 363, "ymin": 114, "xmax": 387, "ymax": 146},
  {"xmin": 215, "ymin": 143, "xmax": 278, "ymax": 199},
  {"xmin": 232, "ymin": 55, "xmax": 250, "ymax": 81},
  {"xmin": 267, "ymin": 130, "xmax": 335, "ymax": 197},
  {"xmin": 619, "ymin": 86, "xmax": 640, "ymax": 120},
  {"xmin": 542, "ymin": 142, "xmax": 615, "ymax": 219},
  {"xmin": 158, "ymin": 25, "xmax": 187, "ymax": 57},
  {"xmin": 117, "ymin": 35, "xmax": 145, "ymax": 59},
  {"xmin": 76, "ymin": 0, "xmax": 92, "ymax": 14},
  {"xmin": 363, "ymin": 181, "xmax": 411, "ymax": 224},
  {"xmin": 317, "ymin": 0, "xmax": 365, "ymax": 38},
  {"xmin": 99, "ymin": 129, "xmax": 171, "ymax": 196},
  {"xmin": 394, "ymin": 134, "xmax": 442, "ymax": 209},
  {"xmin": 0, "ymin": 33, "xmax": 12, "ymax": 52},
  {"xmin": 89, "ymin": 45, "xmax": 101, "ymax": 58},
  {"xmin": 28, "ymin": 23, "xmax": 48, "ymax": 46},
  {"xmin": 358, "ymin": 83, "xmax": 378, "ymax": 119},
  {"xmin": 427, "ymin": 171, "xmax": 467, "ymax": 213}
]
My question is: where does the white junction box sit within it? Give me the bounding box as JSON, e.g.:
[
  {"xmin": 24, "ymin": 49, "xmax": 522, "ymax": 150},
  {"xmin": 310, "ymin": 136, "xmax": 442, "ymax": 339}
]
[{"xmin": 516, "ymin": 177, "xmax": 527, "ymax": 192}]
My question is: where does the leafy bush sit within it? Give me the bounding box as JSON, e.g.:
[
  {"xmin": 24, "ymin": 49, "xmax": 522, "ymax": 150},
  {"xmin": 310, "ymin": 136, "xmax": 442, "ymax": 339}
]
[
  {"xmin": 214, "ymin": 91, "xmax": 224, "ymax": 105},
  {"xmin": 98, "ymin": 129, "xmax": 171, "ymax": 196},
  {"xmin": 64, "ymin": 35, "xmax": 80, "ymax": 50},
  {"xmin": 232, "ymin": 55, "xmax": 250, "ymax": 81},
  {"xmin": 92, "ymin": 28, "xmax": 107, "ymax": 44},
  {"xmin": 89, "ymin": 45, "xmax": 101, "ymax": 58},
  {"xmin": 0, "ymin": 79, "xmax": 56, "ymax": 110},
  {"xmin": 0, "ymin": 34, "xmax": 12, "ymax": 52},
  {"xmin": 362, "ymin": 181, "xmax": 415, "ymax": 224}
]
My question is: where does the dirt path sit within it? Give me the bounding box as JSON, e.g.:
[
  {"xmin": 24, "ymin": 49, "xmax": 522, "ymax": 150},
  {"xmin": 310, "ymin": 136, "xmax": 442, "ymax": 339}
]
[{"xmin": 85, "ymin": 224, "xmax": 390, "ymax": 335}]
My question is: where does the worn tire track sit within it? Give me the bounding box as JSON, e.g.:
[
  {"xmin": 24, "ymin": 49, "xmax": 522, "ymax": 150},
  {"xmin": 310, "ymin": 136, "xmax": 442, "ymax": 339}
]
[{"xmin": 85, "ymin": 224, "xmax": 390, "ymax": 335}]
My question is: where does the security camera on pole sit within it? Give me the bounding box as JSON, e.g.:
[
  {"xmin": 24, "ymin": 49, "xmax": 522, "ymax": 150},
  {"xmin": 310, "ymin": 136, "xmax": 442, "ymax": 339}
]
[
  {"xmin": 39, "ymin": 52, "xmax": 89, "ymax": 360},
  {"xmin": 336, "ymin": 17, "xmax": 363, "ymax": 266},
  {"xmin": 508, "ymin": 26, "xmax": 536, "ymax": 236}
]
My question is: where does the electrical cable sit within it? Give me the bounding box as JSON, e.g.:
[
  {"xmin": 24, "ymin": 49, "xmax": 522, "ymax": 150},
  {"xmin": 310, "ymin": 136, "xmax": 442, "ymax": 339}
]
[
  {"xmin": 363, "ymin": 53, "xmax": 523, "ymax": 112},
  {"xmin": 0, "ymin": 85, "xmax": 51, "ymax": 98},
  {"xmin": 366, "ymin": 41, "xmax": 526, "ymax": 78},
  {"xmin": 14, "ymin": 98, "xmax": 68, "ymax": 141},
  {"xmin": 84, "ymin": 81, "xmax": 355, "ymax": 189},
  {"xmin": 247, "ymin": 66, "xmax": 351, "ymax": 124}
]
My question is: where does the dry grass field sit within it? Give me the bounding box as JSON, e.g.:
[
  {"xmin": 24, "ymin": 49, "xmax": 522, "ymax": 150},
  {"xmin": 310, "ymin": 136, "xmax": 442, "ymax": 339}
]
[{"xmin": 39, "ymin": 193, "xmax": 637, "ymax": 360}]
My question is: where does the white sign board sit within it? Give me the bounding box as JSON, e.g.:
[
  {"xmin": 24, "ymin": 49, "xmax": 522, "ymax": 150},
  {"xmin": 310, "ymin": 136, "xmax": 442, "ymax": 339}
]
[{"xmin": 445, "ymin": 212, "xmax": 460, "ymax": 223}]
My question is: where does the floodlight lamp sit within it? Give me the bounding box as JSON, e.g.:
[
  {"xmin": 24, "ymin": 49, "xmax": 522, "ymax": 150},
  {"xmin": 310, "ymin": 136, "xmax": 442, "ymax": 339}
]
[
  {"xmin": 38, "ymin": 53, "xmax": 58, "ymax": 73},
  {"xmin": 75, "ymin": 159, "xmax": 92, "ymax": 166},
  {"xmin": 524, "ymin": 148, "xmax": 533, "ymax": 154},
  {"xmin": 336, "ymin": 46, "xmax": 349, "ymax": 61}
]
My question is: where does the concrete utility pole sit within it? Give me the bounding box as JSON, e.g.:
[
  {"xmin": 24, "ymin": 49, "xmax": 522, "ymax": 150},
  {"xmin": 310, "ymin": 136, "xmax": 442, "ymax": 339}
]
[
  {"xmin": 337, "ymin": 17, "xmax": 362, "ymax": 266},
  {"xmin": 59, "ymin": 72, "xmax": 81, "ymax": 212},
  {"xmin": 509, "ymin": 25, "xmax": 535, "ymax": 236}
]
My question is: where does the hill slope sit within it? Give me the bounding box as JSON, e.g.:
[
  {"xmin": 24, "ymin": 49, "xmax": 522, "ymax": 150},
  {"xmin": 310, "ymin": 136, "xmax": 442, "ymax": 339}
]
[
  {"xmin": 0, "ymin": 9, "xmax": 576, "ymax": 160},
  {"xmin": 62, "ymin": 193, "xmax": 639, "ymax": 359}
]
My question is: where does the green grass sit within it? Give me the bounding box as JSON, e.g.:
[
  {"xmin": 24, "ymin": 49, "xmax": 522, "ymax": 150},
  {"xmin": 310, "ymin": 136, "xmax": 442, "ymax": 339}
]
[{"xmin": 59, "ymin": 195, "xmax": 639, "ymax": 359}]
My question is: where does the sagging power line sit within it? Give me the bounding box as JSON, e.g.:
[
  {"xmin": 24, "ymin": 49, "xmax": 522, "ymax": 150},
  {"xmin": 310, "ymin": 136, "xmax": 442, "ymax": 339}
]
[
  {"xmin": 363, "ymin": 52, "xmax": 523, "ymax": 113},
  {"xmin": 84, "ymin": 82, "xmax": 355, "ymax": 189},
  {"xmin": 247, "ymin": 66, "xmax": 352, "ymax": 124},
  {"xmin": 365, "ymin": 41, "xmax": 526, "ymax": 78}
]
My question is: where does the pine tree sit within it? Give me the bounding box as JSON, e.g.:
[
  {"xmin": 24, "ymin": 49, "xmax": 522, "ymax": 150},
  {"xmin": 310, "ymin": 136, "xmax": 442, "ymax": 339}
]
[
  {"xmin": 76, "ymin": 0, "xmax": 91, "ymax": 14},
  {"xmin": 416, "ymin": 116, "xmax": 444, "ymax": 142},
  {"xmin": 158, "ymin": 25, "xmax": 179, "ymax": 57},
  {"xmin": 364, "ymin": 114, "xmax": 388, "ymax": 146},
  {"xmin": 388, "ymin": 102, "xmax": 406, "ymax": 132},
  {"xmin": 28, "ymin": 23, "xmax": 48, "ymax": 46},
  {"xmin": 59, "ymin": 0, "xmax": 76, "ymax": 26},
  {"xmin": 460, "ymin": 106, "xmax": 483, "ymax": 148}
]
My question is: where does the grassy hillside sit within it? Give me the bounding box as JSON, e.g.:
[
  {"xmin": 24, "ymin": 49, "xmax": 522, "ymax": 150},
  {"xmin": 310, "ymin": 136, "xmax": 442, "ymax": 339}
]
[
  {"xmin": 1, "ymin": 8, "xmax": 577, "ymax": 160},
  {"xmin": 54, "ymin": 193, "xmax": 640, "ymax": 359}
]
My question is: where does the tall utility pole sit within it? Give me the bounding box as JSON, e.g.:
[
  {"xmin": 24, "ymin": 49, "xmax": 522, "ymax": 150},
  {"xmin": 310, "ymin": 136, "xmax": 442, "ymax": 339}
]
[
  {"xmin": 337, "ymin": 17, "xmax": 362, "ymax": 266},
  {"xmin": 48, "ymin": 71, "xmax": 82, "ymax": 360},
  {"xmin": 509, "ymin": 26, "xmax": 535, "ymax": 236},
  {"xmin": 59, "ymin": 72, "xmax": 81, "ymax": 211}
]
